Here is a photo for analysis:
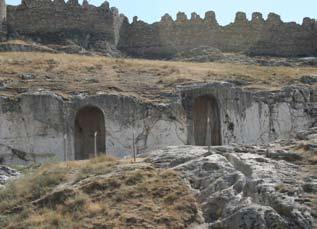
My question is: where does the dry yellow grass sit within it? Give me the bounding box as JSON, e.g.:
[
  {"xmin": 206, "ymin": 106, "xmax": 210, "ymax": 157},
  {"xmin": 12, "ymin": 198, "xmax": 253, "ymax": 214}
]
[
  {"xmin": 0, "ymin": 52, "xmax": 316, "ymax": 103},
  {"xmin": 0, "ymin": 156, "xmax": 201, "ymax": 228}
]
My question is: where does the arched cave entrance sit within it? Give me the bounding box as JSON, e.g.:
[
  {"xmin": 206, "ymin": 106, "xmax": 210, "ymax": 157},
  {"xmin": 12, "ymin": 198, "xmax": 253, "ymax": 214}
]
[
  {"xmin": 192, "ymin": 95, "xmax": 221, "ymax": 146},
  {"xmin": 74, "ymin": 106, "xmax": 106, "ymax": 160}
]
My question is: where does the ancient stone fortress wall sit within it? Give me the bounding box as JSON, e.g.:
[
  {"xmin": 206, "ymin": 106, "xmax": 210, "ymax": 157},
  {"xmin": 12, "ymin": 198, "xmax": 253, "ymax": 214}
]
[
  {"xmin": 0, "ymin": 0, "xmax": 6, "ymax": 39},
  {"xmin": 3, "ymin": 2, "xmax": 317, "ymax": 57},
  {"xmin": 6, "ymin": 0, "xmax": 126, "ymax": 47},
  {"xmin": 0, "ymin": 84, "xmax": 315, "ymax": 164},
  {"xmin": 118, "ymin": 11, "xmax": 317, "ymax": 58}
]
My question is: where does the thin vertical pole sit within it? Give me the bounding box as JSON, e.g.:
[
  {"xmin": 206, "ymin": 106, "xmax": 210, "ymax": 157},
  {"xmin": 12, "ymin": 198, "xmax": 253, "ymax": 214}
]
[
  {"xmin": 207, "ymin": 117, "xmax": 211, "ymax": 153},
  {"xmin": 94, "ymin": 131, "xmax": 98, "ymax": 158},
  {"xmin": 132, "ymin": 131, "xmax": 136, "ymax": 163},
  {"xmin": 105, "ymin": 128, "xmax": 107, "ymax": 156},
  {"xmin": 64, "ymin": 134, "xmax": 67, "ymax": 161}
]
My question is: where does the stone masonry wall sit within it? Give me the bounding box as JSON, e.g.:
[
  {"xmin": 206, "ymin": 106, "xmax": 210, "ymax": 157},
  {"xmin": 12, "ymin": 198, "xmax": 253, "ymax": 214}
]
[
  {"xmin": 118, "ymin": 12, "xmax": 317, "ymax": 58},
  {"xmin": 4, "ymin": 2, "xmax": 317, "ymax": 57},
  {"xmin": 6, "ymin": 0, "xmax": 126, "ymax": 48}
]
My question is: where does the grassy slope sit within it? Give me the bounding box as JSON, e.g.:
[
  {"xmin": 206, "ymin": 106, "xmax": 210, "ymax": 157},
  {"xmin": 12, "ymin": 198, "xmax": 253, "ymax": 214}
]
[
  {"xmin": 0, "ymin": 52, "xmax": 316, "ymax": 103},
  {"xmin": 0, "ymin": 156, "xmax": 200, "ymax": 228}
]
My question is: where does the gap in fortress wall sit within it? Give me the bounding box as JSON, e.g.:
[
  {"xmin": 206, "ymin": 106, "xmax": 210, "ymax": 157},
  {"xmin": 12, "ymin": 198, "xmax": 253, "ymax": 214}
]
[{"xmin": 0, "ymin": 0, "xmax": 316, "ymax": 57}]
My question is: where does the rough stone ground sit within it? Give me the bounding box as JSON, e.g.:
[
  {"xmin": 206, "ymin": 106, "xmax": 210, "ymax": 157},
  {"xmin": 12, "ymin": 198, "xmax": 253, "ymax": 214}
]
[
  {"xmin": 146, "ymin": 128, "xmax": 317, "ymax": 229},
  {"xmin": 275, "ymin": 126, "xmax": 317, "ymax": 228}
]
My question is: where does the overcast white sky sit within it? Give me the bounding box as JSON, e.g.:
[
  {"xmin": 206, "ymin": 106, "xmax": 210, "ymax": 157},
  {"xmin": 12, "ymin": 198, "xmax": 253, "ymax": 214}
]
[{"xmin": 6, "ymin": 0, "xmax": 317, "ymax": 25}]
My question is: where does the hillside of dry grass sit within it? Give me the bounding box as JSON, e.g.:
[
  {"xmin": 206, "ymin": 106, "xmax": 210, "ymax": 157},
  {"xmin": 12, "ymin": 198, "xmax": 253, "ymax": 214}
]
[
  {"xmin": 0, "ymin": 52, "xmax": 316, "ymax": 103},
  {"xmin": 0, "ymin": 156, "xmax": 201, "ymax": 228}
]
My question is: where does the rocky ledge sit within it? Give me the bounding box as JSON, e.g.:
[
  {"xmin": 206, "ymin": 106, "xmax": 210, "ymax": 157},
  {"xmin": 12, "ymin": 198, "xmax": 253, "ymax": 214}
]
[
  {"xmin": 0, "ymin": 165, "xmax": 20, "ymax": 188},
  {"xmin": 146, "ymin": 143, "xmax": 316, "ymax": 228}
]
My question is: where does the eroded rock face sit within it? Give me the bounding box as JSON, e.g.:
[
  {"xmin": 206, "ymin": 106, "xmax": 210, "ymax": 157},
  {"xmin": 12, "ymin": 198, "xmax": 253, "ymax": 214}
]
[{"xmin": 146, "ymin": 145, "xmax": 314, "ymax": 228}]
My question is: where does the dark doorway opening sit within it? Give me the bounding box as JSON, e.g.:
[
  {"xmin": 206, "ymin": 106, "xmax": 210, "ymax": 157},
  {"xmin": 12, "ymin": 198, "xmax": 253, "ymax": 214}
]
[
  {"xmin": 75, "ymin": 106, "xmax": 105, "ymax": 160},
  {"xmin": 192, "ymin": 95, "xmax": 221, "ymax": 146}
]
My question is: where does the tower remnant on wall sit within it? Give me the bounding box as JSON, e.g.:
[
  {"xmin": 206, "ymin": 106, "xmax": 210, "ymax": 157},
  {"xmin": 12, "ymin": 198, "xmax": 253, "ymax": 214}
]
[
  {"xmin": 6, "ymin": 0, "xmax": 126, "ymax": 49},
  {"xmin": 0, "ymin": 0, "xmax": 6, "ymax": 39}
]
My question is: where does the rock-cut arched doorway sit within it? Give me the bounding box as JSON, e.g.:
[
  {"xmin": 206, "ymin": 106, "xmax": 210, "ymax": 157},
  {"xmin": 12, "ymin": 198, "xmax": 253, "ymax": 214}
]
[
  {"xmin": 74, "ymin": 106, "xmax": 106, "ymax": 160},
  {"xmin": 192, "ymin": 95, "xmax": 221, "ymax": 146}
]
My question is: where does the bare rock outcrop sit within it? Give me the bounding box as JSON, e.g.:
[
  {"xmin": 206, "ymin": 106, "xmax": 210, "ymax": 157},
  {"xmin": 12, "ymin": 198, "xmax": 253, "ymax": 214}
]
[
  {"xmin": 0, "ymin": 165, "xmax": 19, "ymax": 187},
  {"xmin": 146, "ymin": 145, "xmax": 314, "ymax": 228}
]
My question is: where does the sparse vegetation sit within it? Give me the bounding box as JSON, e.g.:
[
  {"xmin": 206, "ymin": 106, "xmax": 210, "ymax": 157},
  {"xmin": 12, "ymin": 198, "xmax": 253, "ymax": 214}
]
[
  {"xmin": 0, "ymin": 156, "xmax": 200, "ymax": 228},
  {"xmin": 0, "ymin": 52, "xmax": 316, "ymax": 103}
]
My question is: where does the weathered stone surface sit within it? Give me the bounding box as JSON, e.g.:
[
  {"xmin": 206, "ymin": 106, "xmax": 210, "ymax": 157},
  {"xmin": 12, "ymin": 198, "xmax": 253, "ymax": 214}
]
[
  {"xmin": 6, "ymin": 1, "xmax": 127, "ymax": 50},
  {"xmin": 0, "ymin": 93, "xmax": 187, "ymax": 164},
  {"xmin": 179, "ymin": 83, "xmax": 315, "ymax": 146},
  {"xmin": 300, "ymin": 75, "xmax": 317, "ymax": 85},
  {"xmin": 1, "ymin": 0, "xmax": 316, "ymax": 58},
  {"xmin": 118, "ymin": 12, "xmax": 317, "ymax": 58},
  {"xmin": 20, "ymin": 73, "xmax": 35, "ymax": 80},
  {"xmin": 146, "ymin": 146, "xmax": 314, "ymax": 228},
  {"xmin": 0, "ymin": 83, "xmax": 315, "ymax": 164},
  {"xmin": 0, "ymin": 165, "xmax": 19, "ymax": 187},
  {"xmin": 303, "ymin": 179, "xmax": 317, "ymax": 194}
]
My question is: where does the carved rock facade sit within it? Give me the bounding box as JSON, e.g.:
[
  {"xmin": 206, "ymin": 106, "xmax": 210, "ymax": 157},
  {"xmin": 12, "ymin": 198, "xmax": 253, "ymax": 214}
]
[{"xmin": 0, "ymin": 83, "xmax": 315, "ymax": 164}]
